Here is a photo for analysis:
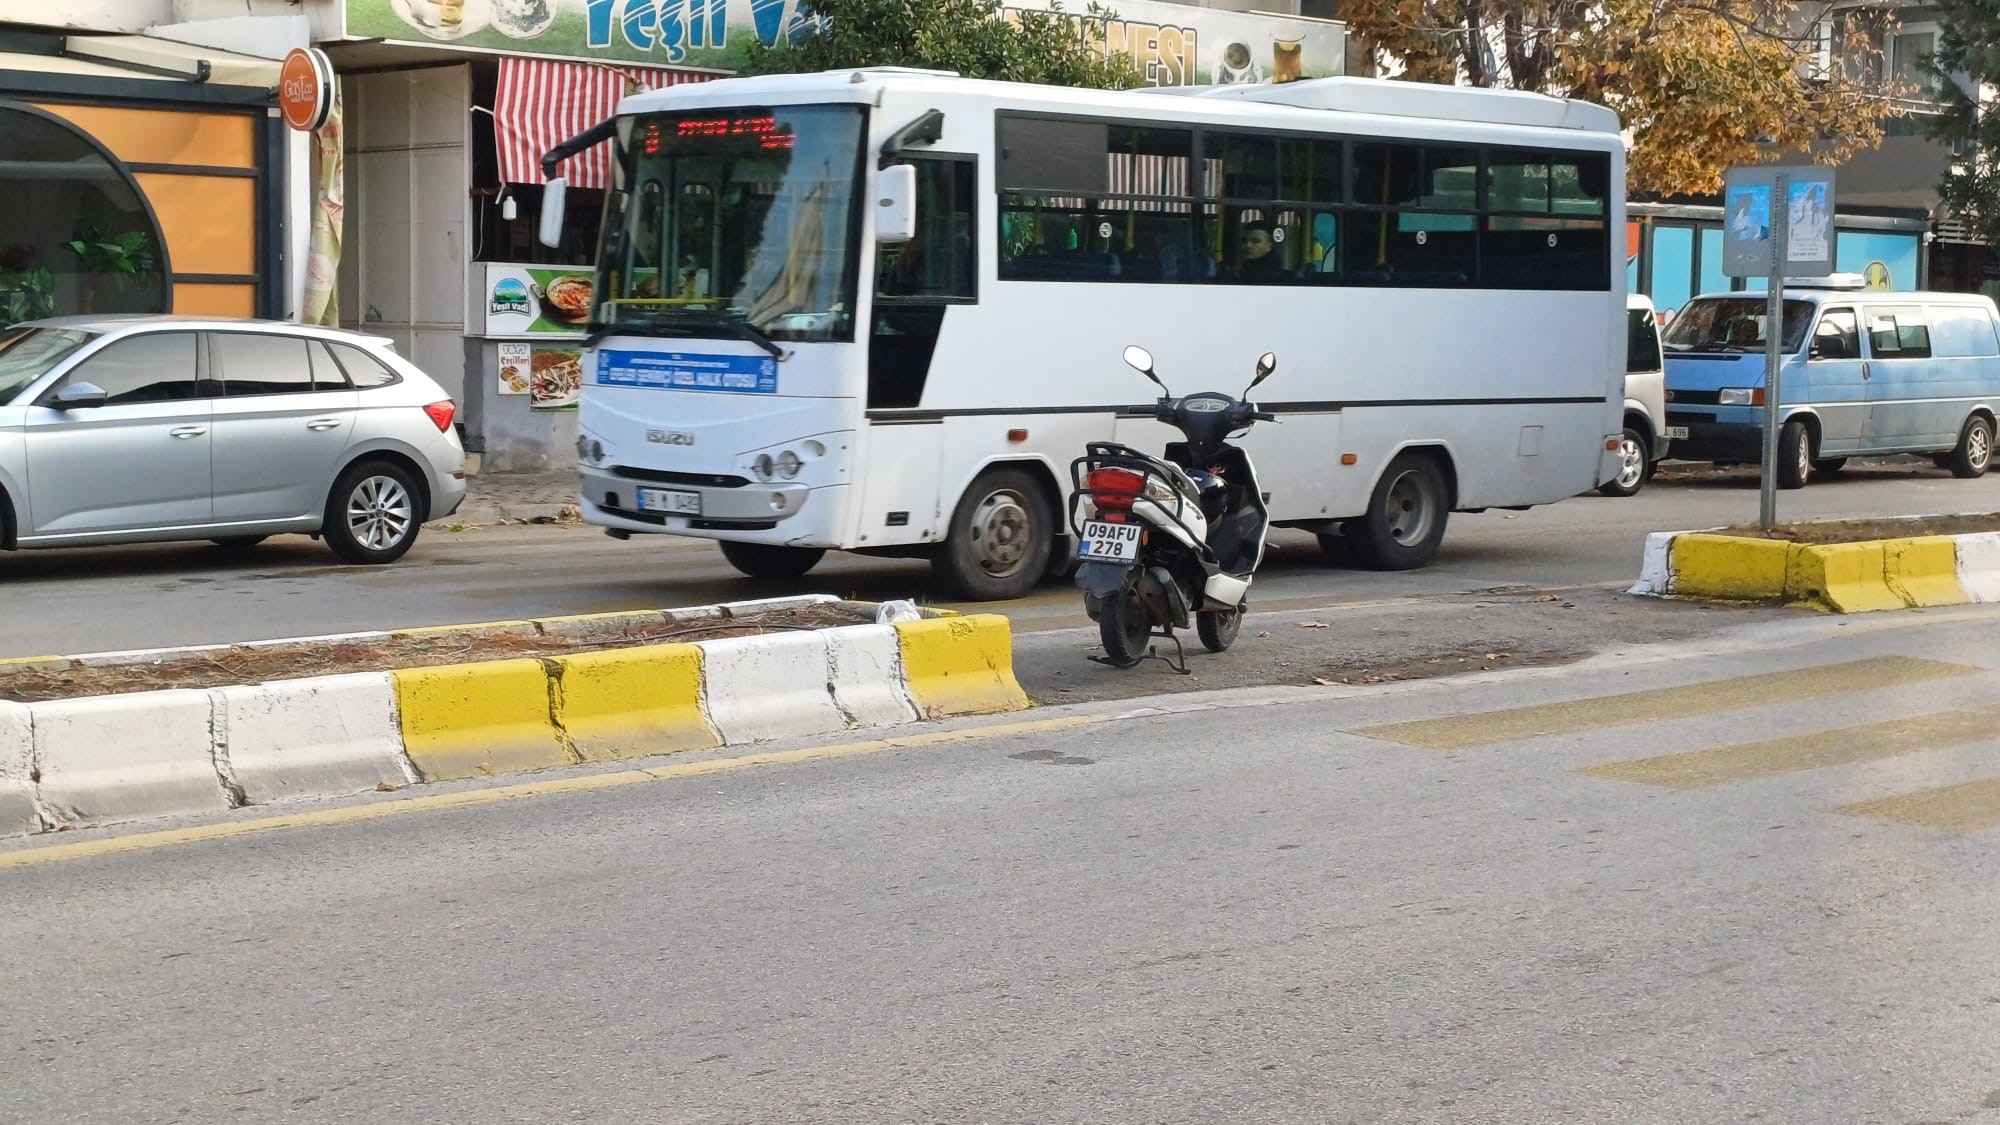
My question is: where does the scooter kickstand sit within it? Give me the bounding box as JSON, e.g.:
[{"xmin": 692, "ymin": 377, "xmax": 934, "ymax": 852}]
[{"xmin": 1148, "ymin": 630, "xmax": 1192, "ymax": 676}]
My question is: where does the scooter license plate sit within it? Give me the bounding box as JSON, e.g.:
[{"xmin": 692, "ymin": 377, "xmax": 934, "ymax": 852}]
[{"xmin": 1077, "ymin": 520, "xmax": 1142, "ymax": 562}]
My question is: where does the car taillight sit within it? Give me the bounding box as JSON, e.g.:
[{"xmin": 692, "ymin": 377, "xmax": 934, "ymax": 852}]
[
  {"xmin": 423, "ymin": 400, "xmax": 456, "ymax": 432},
  {"xmin": 1087, "ymin": 467, "xmax": 1144, "ymax": 513}
]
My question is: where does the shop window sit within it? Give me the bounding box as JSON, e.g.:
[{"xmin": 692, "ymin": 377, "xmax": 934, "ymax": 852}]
[{"xmin": 0, "ymin": 102, "xmax": 168, "ymax": 322}]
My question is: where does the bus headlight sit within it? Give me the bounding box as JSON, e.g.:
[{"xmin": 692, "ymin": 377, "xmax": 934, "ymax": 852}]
[
  {"xmin": 775, "ymin": 450, "xmax": 803, "ymax": 479},
  {"xmin": 751, "ymin": 453, "xmax": 775, "ymax": 480}
]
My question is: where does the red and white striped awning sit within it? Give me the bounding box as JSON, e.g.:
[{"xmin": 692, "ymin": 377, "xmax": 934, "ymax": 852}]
[{"xmin": 495, "ymin": 57, "xmax": 713, "ymax": 190}]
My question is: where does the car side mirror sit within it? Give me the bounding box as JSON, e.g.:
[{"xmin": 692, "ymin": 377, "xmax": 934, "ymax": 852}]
[
  {"xmin": 1811, "ymin": 336, "xmax": 1848, "ymax": 360},
  {"xmin": 537, "ymin": 178, "xmax": 568, "ymax": 249},
  {"xmin": 50, "ymin": 382, "xmax": 107, "ymax": 409},
  {"xmin": 875, "ymin": 164, "xmax": 917, "ymax": 244}
]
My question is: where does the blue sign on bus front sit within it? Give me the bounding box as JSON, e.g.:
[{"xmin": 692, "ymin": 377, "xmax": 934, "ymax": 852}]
[{"xmin": 595, "ymin": 350, "xmax": 779, "ymax": 395}]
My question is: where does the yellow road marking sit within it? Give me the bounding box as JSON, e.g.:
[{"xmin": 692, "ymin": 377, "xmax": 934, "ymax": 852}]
[
  {"xmin": 1839, "ymin": 776, "xmax": 2000, "ymax": 834},
  {"xmin": 1352, "ymin": 657, "xmax": 1978, "ymax": 750},
  {"xmin": 0, "ymin": 716, "xmax": 1098, "ymax": 872},
  {"xmin": 1580, "ymin": 705, "xmax": 2000, "ymax": 789}
]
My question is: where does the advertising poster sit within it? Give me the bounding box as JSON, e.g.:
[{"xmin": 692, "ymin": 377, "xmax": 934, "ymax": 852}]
[
  {"xmin": 345, "ymin": 0, "xmax": 1340, "ymax": 85},
  {"xmin": 1786, "ymin": 179, "xmax": 1832, "ymax": 265},
  {"xmin": 1003, "ymin": 0, "xmax": 1344, "ymax": 87},
  {"xmin": 530, "ymin": 346, "xmax": 585, "ymax": 410},
  {"xmin": 485, "ymin": 263, "xmax": 596, "ymax": 336},
  {"xmin": 345, "ymin": 0, "xmax": 821, "ymax": 69},
  {"xmin": 497, "ymin": 341, "xmax": 532, "ymax": 396}
]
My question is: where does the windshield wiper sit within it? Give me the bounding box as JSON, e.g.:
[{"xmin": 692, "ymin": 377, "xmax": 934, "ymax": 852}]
[
  {"xmin": 583, "ymin": 320, "xmax": 700, "ymax": 350},
  {"xmin": 701, "ymin": 312, "xmax": 787, "ymax": 361},
  {"xmin": 586, "ymin": 311, "xmax": 788, "ymax": 360}
]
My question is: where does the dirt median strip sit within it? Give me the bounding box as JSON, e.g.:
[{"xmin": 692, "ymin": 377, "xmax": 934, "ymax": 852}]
[{"xmin": 0, "ymin": 604, "xmax": 871, "ymax": 703}]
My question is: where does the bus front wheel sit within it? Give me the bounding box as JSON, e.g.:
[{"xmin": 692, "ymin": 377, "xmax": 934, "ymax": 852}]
[
  {"xmin": 718, "ymin": 540, "xmax": 826, "ymax": 580},
  {"xmin": 932, "ymin": 468, "xmax": 1054, "ymax": 601}
]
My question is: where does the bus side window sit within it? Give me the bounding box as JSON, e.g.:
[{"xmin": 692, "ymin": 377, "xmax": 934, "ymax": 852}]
[{"xmin": 877, "ymin": 158, "xmax": 976, "ymax": 301}]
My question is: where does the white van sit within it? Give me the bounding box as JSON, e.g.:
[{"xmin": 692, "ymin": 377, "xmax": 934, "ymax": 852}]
[{"xmin": 1600, "ymin": 293, "xmax": 1670, "ymax": 496}]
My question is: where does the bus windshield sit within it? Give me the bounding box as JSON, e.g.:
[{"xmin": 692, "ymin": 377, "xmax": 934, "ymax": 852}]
[{"xmin": 594, "ymin": 104, "xmax": 865, "ymax": 344}]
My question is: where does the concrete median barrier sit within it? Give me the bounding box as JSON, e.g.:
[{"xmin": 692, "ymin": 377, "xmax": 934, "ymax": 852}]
[
  {"xmin": 216, "ymin": 674, "xmax": 417, "ymax": 805},
  {"xmin": 0, "ymin": 595, "xmax": 1028, "ymax": 840},
  {"xmin": 33, "ymin": 690, "xmax": 232, "ymax": 828},
  {"xmin": 1633, "ymin": 527, "xmax": 1992, "ymax": 613}
]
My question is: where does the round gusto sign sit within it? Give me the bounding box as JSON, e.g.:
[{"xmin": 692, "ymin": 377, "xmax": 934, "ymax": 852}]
[{"xmin": 279, "ymin": 47, "xmax": 334, "ymax": 132}]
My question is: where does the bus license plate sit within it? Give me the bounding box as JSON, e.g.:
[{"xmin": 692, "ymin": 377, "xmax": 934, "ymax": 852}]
[
  {"xmin": 1663, "ymin": 426, "xmax": 1689, "ymax": 440},
  {"xmin": 1077, "ymin": 520, "xmax": 1141, "ymax": 562},
  {"xmin": 636, "ymin": 487, "xmax": 702, "ymax": 515}
]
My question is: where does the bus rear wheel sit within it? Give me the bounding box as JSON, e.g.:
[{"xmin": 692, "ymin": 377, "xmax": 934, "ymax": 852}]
[
  {"xmin": 1345, "ymin": 453, "xmax": 1450, "ymax": 571},
  {"xmin": 718, "ymin": 541, "xmax": 825, "ymax": 579},
  {"xmin": 932, "ymin": 468, "xmax": 1054, "ymax": 601}
]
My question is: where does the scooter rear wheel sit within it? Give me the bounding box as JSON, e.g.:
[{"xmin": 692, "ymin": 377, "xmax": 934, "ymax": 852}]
[
  {"xmin": 1196, "ymin": 606, "xmax": 1242, "ymax": 653},
  {"xmin": 1098, "ymin": 589, "xmax": 1152, "ymax": 668}
]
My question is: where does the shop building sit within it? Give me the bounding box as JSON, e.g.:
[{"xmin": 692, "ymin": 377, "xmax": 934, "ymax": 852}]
[{"xmin": 0, "ymin": 18, "xmax": 305, "ymax": 326}]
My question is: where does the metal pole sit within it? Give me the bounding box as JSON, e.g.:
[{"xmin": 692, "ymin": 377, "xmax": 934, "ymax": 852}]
[{"xmin": 1760, "ymin": 173, "xmax": 1788, "ymax": 531}]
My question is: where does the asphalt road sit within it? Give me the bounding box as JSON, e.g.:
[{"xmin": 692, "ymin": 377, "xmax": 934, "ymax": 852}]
[
  {"xmin": 3, "ymin": 459, "xmax": 1992, "ymax": 703},
  {"xmin": 5, "ymin": 605, "xmax": 1999, "ymax": 1122}
]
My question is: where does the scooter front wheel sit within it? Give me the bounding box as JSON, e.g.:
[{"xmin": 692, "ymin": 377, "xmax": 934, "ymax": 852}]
[
  {"xmin": 1197, "ymin": 606, "xmax": 1242, "ymax": 653},
  {"xmin": 1098, "ymin": 589, "xmax": 1152, "ymax": 668}
]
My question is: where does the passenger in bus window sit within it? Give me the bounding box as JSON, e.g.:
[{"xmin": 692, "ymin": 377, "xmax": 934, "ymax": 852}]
[{"xmin": 1238, "ymin": 221, "xmax": 1281, "ymax": 279}]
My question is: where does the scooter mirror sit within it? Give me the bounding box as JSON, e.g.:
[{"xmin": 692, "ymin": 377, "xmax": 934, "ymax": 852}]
[
  {"xmin": 1123, "ymin": 345, "xmax": 1155, "ymax": 377},
  {"xmin": 1253, "ymin": 352, "xmax": 1277, "ymax": 382}
]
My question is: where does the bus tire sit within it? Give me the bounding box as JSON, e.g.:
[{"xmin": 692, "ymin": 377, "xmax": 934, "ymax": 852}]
[
  {"xmin": 718, "ymin": 540, "xmax": 825, "ymax": 579},
  {"xmin": 1347, "ymin": 452, "xmax": 1450, "ymax": 571},
  {"xmin": 932, "ymin": 467, "xmax": 1053, "ymax": 601}
]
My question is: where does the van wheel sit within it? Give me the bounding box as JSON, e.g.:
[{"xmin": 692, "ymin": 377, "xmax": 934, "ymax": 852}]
[
  {"xmin": 1776, "ymin": 420, "xmax": 1811, "ymax": 490},
  {"xmin": 1597, "ymin": 428, "xmax": 1649, "ymax": 497},
  {"xmin": 718, "ymin": 541, "xmax": 825, "ymax": 579},
  {"xmin": 1948, "ymin": 414, "xmax": 1994, "ymax": 479},
  {"xmin": 933, "ymin": 468, "xmax": 1053, "ymax": 601},
  {"xmin": 1347, "ymin": 453, "xmax": 1450, "ymax": 571}
]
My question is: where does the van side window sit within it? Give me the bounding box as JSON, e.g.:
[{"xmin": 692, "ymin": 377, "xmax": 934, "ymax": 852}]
[
  {"xmin": 1929, "ymin": 304, "xmax": 2000, "ymax": 358},
  {"xmin": 1867, "ymin": 307, "xmax": 1932, "ymax": 359},
  {"xmin": 1812, "ymin": 309, "xmax": 1858, "ymax": 360}
]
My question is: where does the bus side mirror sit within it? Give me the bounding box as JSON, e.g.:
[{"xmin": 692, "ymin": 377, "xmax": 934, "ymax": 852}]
[
  {"xmin": 876, "ymin": 164, "xmax": 917, "ymax": 244},
  {"xmin": 538, "ymin": 178, "xmax": 568, "ymax": 249}
]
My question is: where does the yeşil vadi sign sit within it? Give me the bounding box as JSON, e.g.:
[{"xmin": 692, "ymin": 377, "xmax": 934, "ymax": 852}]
[{"xmin": 344, "ymin": 0, "xmax": 1343, "ymax": 84}]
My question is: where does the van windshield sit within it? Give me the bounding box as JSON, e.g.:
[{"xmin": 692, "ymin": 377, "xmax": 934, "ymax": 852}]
[{"xmin": 1664, "ymin": 298, "xmax": 1813, "ymax": 354}]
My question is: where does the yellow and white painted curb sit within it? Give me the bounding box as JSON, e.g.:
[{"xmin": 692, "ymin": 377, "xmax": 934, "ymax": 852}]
[
  {"xmin": 1632, "ymin": 528, "xmax": 2000, "ymax": 613},
  {"xmin": 0, "ymin": 596, "xmax": 1028, "ymax": 839}
]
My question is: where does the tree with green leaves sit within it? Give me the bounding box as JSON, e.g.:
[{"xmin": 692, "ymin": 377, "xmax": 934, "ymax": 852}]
[
  {"xmin": 1929, "ymin": 0, "xmax": 2000, "ymax": 251},
  {"xmin": 738, "ymin": 0, "xmax": 1140, "ymax": 88},
  {"xmin": 1338, "ymin": 0, "xmax": 1896, "ymax": 196}
]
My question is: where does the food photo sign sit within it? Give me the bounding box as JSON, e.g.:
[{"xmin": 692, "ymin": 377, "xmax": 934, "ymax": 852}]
[{"xmin": 484, "ymin": 264, "xmax": 595, "ymax": 336}]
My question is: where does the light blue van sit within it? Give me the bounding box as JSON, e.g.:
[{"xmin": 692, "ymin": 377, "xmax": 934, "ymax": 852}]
[{"xmin": 1663, "ymin": 279, "xmax": 2000, "ymax": 488}]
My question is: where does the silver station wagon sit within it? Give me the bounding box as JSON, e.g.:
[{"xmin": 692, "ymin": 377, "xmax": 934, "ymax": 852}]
[{"xmin": 0, "ymin": 317, "xmax": 466, "ymax": 564}]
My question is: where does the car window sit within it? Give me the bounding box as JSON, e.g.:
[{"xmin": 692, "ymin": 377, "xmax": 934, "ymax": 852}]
[
  {"xmin": 308, "ymin": 341, "xmax": 351, "ymax": 390},
  {"xmin": 56, "ymin": 332, "xmax": 202, "ymax": 405},
  {"xmin": 1626, "ymin": 308, "xmax": 1662, "ymax": 374},
  {"xmin": 326, "ymin": 342, "xmax": 402, "ymax": 389},
  {"xmin": 1867, "ymin": 306, "xmax": 1932, "ymax": 359},
  {"xmin": 1812, "ymin": 309, "xmax": 1859, "ymax": 360},
  {"xmin": 213, "ymin": 332, "xmax": 313, "ymax": 396}
]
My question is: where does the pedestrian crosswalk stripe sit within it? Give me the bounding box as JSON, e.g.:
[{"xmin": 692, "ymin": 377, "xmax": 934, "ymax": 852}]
[
  {"xmin": 1578, "ymin": 705, "xmax": 2000, "ymax": 789},
  {"xmin": 1837, "ymin": 776, "xmax": 2000, "ymax": 834},
  {"xmin": 1350, "ymin": 657, "xmax": 1977, "ymax": 750}
]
